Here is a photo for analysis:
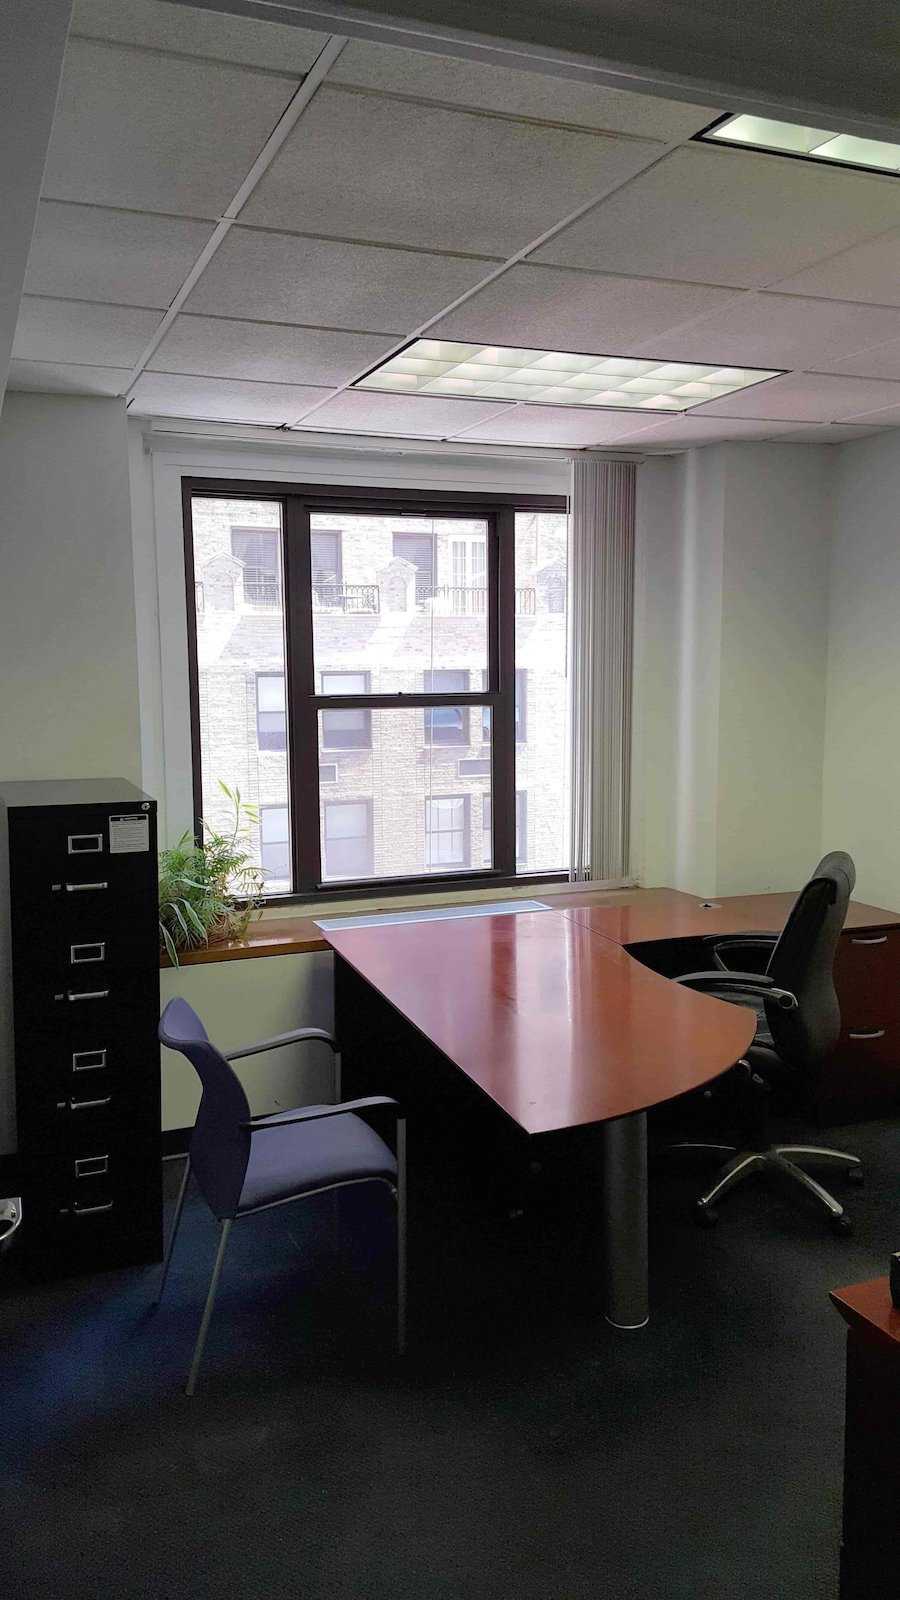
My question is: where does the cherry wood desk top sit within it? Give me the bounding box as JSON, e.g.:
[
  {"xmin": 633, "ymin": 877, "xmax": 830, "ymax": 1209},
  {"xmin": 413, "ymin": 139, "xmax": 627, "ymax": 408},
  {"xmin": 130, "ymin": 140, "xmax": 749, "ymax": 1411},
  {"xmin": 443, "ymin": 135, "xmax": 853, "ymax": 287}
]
[
  {"xmin": 324, "ymin": 910, "xmax": 756, "ymax": 1136},
  {"xmin": 831, "ymin": 1278, "xmax": 900, "ymax": 1354},
  {"xmin": 561, "ymin": 887, "xmax": 900, "ymax": 947}
]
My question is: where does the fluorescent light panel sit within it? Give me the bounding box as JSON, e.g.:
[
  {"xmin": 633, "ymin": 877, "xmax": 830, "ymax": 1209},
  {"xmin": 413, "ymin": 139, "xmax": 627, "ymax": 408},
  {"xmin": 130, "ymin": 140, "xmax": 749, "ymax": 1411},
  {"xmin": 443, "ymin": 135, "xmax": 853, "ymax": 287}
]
[
  {"xmin": 705, "ymin": 114, "xmax": 900, "ymax": 175},
  {"xmin": 355, "ymin": 341, "xmax": 781, "ymax": 411}
]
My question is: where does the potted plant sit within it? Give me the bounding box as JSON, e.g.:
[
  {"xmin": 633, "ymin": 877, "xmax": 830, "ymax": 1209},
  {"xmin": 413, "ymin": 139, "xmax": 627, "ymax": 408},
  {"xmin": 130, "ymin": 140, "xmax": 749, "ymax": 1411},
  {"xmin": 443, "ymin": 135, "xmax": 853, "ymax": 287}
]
[{"xmin": 159, "ymin": 781, "xmax": 266, "ymax": 966}]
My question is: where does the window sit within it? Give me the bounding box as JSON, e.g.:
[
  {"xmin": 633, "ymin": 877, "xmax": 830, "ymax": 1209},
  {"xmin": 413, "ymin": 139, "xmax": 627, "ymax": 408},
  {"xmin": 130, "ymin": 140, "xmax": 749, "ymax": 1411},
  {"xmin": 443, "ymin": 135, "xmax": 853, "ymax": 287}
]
[
  {"xmin": 260, "ymin": 805, "xmax": 290, "ymax": 885},
  {"xmin": 393, "ymin": 531, "xmax": 434, "ymax": 602},
  {"xmin": 323, "ymin": 800, "xmax": 373, "ymax": 880},
  {"xmin": 424, "ymin": 670, "xmax": 469, "ymax": 746},
  {"xmin": 231, "ymin": 527, "xmax": 280, "ymax": 607},
  {"xmin": 186, "ymin": 486, "xmax": 568, "ymax": 896},
  {"xmin": 256, "ymin": 673, "xmax": 286, "ymax": 751},
  {"xmin": 482, "ymin": 668, "xmax": 526, "ymax": 742},
  {"xmin": 426, "ymin": 796, "xmax": 468, "ymax": 870},
  {"xmin": 311, "ymin": 529, "xmax": 342, "ymax": 599},
  {"xmin": 321, "ymin": 671, "xmax": 372, "ymax": 750}
]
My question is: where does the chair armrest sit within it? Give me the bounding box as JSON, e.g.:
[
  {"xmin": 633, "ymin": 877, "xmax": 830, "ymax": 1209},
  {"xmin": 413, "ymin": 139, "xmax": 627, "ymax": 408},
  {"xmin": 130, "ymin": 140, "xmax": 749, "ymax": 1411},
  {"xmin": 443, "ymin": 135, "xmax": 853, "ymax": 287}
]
[
  {"xmin": 226, "ymin": 1027, "xmax": 338, "ymax": 1062},
  {"xmin": 242, "ymin": 1095, "xmax": 400, "ymax": 1130},
  {"xmin": 704, "ymin": 934, "xmax": 778, "ymax": 973},
  {"xmin": 676, "ymin": 971, "xmax": 797, "ymax": 1010}
]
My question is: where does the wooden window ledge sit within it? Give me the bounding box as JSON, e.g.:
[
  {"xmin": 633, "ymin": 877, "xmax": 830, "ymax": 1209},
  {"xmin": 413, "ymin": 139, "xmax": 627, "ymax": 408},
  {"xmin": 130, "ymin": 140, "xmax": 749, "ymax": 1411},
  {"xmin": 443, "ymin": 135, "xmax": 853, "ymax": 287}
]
[{"xmin": 160, "ymin": 916, "xmax": 327, "ymax": 968}]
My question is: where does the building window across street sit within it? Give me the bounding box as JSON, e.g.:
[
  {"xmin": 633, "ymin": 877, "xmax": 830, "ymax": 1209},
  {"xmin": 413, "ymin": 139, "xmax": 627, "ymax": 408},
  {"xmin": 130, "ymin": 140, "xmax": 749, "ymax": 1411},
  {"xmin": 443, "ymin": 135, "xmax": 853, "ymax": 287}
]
[{"xmin": 186, "ymin": 489, "xmax": 569, "ymax": 896}]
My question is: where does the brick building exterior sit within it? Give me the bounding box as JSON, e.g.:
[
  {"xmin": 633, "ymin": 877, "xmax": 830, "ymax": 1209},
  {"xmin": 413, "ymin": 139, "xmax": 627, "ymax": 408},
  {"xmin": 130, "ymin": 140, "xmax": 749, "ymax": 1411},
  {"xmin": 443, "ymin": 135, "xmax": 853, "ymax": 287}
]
[{"xmin": 191, "ymin": 497, "xmax": 568, "ymax": 889}]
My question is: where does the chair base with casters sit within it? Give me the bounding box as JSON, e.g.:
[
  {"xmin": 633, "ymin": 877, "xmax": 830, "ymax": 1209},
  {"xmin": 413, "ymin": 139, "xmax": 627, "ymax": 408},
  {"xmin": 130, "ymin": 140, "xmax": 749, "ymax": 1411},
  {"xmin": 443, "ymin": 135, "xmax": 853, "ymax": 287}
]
[
  {"xmin": 670, "ymin": 1077, "xmax": 862, "ymax": 1234},
  {"xmin": 156, "ymin": 999, "xmax": 407, "ymax": 1396}
]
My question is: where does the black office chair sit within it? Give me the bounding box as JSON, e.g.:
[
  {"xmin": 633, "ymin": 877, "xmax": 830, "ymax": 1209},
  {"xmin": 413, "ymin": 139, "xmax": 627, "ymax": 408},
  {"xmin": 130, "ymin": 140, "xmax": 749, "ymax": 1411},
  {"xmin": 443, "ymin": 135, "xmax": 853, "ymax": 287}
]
[{"xmin": 672, "ymin": 852, "xmax": 862, "ymax": 1234}]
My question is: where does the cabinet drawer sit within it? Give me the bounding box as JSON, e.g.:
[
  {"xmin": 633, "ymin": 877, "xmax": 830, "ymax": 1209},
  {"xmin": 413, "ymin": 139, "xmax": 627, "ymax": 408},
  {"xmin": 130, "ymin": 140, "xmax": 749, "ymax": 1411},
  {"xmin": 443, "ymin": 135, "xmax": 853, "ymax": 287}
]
[
  {"xmin": 9, "ymin": 809, "xmax": 157, "ymax": 911},
  {"xmin": 13, "ymin": 917, "xmax": 158, "ymax": 980},
  {"xmin": 818, "ymin": 1020, "xmax": 900, "ymax": 1121},
  {"xmin": 836, "ymin": 928, "xmax": 900, "ymax": 1027},
  {"xmin": 17, "ymin": 1079, "xmax": 158, "ymax": 1154},
  {"xmin": 13, "ymin": 972, "xmax": 158, "ymax": 1039},
  {"xmin": 22, "ymin": 1146, "xmax": 163, "ymax": 1270}
]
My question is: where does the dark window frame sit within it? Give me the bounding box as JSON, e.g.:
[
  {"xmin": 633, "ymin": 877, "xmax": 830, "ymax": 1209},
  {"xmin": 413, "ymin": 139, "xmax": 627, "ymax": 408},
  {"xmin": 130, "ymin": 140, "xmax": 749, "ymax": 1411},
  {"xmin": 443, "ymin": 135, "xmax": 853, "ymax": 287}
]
[{"xmin": 183, "ymin": 477, "xmax": 567, "ymax": 904}]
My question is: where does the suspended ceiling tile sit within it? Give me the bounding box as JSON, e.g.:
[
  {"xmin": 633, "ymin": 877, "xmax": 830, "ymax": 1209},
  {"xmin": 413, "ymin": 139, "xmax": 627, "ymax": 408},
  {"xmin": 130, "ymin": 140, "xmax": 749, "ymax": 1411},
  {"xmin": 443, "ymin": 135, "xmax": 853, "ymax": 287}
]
[
  {"xmin": 128, "ymin": 372, "xmax": 332, "ymax": 423},
  {"xmin": 822, "ymin": 336, "xmax": 900, "ymax": 380},
  {"xmin": 71, "ymin": 0, "xmax": 331, "ymax": 74},
  {"xmin": 13, "ymin": 297, "xmax": 164, "ymax": 367},
  {"xmin": 430, "ymin": 264, "xmax": 740, "ymax": 351},
  {"xmin": 25, "ymin": 202, "xmax": 215, "ymax": 310},
  {"xmin": 694, "ymin": 372, "xmax": 900, "ymax": 420},
  {"xmin": 534, "ymin": 145, "xmax": 900, "ymax": 287},
  {"xmin": 330, "ymin": 39, "xmax": 719, "ymax": 139},
  {"xmin": 6, "ymin": 359, "xmax": 130, "ymax": 398},
  {"xmin": 640, "ymin": 291, "xmax": 900, "ymax": 369},
  {"xmin": 633, "ymin": 415, "xmax": 814, "ymax": 447},
  {"xmin": 290, "ymin": 389, "xmax": 515, "ymax": 436},
  {"xmin": 241, "ymin": 87, "xmax": 663, "ymax": 256},
  {"xmin": 43, "ymin": 39, "xmax": 299, "ymax": 218},
  {"xmin": 774, "ymin": 421, "xmax": 899, "ymax": 442},
  {"xmin": 446, "ymin": 404, "xmax": 652, "ymax": 446},
  {"xmin": 186, "ymin": 228, "xmax": 497, "ymax": 333},
  {"xmin": 150, "ymin": 315, "xmax": 396, "ymax": 386},
  {"xmin": 769, "ymin": 227, "xmax": 900, "ymax": 305}
]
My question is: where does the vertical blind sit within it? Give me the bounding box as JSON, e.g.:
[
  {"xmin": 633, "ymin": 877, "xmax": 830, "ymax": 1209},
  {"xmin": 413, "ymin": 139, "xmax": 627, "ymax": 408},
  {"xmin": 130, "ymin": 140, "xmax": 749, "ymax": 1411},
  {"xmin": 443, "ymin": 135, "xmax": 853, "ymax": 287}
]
[{"xmin": 568, "ymin": 458, "xmax": 636, "ymax": 883}]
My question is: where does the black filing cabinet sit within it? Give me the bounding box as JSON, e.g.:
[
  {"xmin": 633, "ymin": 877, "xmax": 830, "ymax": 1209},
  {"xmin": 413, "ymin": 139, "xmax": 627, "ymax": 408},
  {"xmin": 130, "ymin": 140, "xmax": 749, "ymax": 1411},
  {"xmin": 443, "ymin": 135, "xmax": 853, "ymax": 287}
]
[{"xmin": 0, "ymin": 779, "xmax": 163, "ymax": 1273}]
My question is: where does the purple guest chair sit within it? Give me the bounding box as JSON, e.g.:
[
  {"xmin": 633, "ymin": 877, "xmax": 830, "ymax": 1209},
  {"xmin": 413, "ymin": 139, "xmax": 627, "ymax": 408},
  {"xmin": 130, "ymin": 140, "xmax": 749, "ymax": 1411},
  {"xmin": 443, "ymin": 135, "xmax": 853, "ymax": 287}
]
[{"xmin": 157, "ymin": 997, "xmax": 406, "ymax": 1394}]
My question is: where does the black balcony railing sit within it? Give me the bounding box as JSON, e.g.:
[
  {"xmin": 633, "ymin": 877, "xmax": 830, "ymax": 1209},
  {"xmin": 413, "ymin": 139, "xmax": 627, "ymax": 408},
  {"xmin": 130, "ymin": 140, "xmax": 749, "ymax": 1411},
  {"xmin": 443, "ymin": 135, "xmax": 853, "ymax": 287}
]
[
  {"xmin": 243, "ymin": 568, "xmax": 281, "ymax": 608},
  {"xmin": 313, "ymin": 582, "xmax": 380, "ymax": 614}
]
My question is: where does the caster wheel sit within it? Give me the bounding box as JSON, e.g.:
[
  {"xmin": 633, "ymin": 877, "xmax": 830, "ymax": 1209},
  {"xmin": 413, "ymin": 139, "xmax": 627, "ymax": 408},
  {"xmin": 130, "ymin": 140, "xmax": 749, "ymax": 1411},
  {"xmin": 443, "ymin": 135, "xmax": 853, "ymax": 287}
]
[
  {"xmin": 845, "ymin": 1167, "xmax": 864, "ymax": 1186},
  {"xmin": 829, "ymin": 1213, "xmax": 853, "ymax": 1237},
  {"xmin": 694, "ymin": 1202, "xmax": 718, "ymax": 1228}
]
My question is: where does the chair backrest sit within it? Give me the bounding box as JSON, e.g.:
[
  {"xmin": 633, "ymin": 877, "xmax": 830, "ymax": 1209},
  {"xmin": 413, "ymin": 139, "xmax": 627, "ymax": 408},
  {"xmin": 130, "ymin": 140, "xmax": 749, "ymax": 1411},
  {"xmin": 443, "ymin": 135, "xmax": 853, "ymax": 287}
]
[
  {"xmin": 764, "ymin": 852, "xmax": 856, "ymax": 1069},
  {"xmin": 159, "ymin": 997, "xmax": 252, "ymax": 1218}
]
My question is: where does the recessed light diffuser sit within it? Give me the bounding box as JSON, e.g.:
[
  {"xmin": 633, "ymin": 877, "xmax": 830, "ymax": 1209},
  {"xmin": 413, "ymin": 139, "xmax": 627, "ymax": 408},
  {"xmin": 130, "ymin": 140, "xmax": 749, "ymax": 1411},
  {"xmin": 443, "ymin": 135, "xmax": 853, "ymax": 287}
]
[
  {"xmin": 702, "ymin": 114, "xmax": 900, "ymax": 176},
  {"xmin": 354, "ymin": 341, "xmax": 781, "ymax": 412}
]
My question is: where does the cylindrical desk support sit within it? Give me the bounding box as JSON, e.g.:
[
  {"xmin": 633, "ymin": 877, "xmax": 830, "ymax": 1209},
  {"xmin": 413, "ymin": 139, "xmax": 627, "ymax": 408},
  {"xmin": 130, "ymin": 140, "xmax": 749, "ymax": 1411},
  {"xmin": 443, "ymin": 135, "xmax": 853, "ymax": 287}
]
[{"xmin": 600, "ymin": 1111, "xmax": 649, "ymax": 1330}]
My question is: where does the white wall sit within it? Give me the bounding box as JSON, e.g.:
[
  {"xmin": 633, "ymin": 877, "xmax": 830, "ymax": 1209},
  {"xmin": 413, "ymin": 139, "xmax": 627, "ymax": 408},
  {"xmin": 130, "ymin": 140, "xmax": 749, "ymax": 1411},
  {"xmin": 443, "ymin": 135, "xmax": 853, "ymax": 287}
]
[
  {"xmin": 632, "ymin": 441, "xmax": 833, "ymax": 897},
  {"xmin": 822, "ymin": 431, "xmax": 900, "ymax": 911},
  {"xmin": 0, "ymin": 393, "xmax": 142, "ymax": 782}
]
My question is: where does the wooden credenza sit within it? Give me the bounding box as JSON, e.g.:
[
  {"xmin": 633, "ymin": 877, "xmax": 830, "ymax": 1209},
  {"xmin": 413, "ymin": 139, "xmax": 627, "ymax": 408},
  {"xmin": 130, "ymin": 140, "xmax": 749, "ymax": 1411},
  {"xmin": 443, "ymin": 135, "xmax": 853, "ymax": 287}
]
[{"xmin": 831, "ymin": 1279, "xmax": 900, "ymax": 1600}]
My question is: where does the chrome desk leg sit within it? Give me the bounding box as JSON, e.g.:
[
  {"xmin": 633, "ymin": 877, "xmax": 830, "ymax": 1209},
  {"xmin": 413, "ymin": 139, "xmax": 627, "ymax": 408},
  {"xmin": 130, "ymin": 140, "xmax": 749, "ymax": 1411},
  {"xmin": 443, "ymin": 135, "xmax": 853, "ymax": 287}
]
[{"xmin": 601, "ymin": 1112, "xmax": 649, "ymax": 1331}]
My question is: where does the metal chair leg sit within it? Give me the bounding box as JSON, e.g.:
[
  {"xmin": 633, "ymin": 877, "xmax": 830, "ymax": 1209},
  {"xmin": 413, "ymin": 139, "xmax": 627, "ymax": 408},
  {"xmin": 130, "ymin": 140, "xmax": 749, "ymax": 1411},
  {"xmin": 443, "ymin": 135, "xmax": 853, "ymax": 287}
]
[
  {"xmin": 396, "ymin": 1118, "xmax": 407, "ymax": 1356},
  {"xmin": 769, "ymin": 1156, "xmax": 847, "ymax": 1223},
  {"xmin": 772, "ymin": 1145, "xmax": 861, "ymax": 1171},
  {"xmin": 155, "ymin": 1156, "xmax": 191, "ymax": 1306},
  {"xmin": 186, "ymin": 1218, "xmax": 232, "ymax": 1397},
  {"xmin": 698, "ymin": 1151, "xmax": 767, "ymax": 1210}
]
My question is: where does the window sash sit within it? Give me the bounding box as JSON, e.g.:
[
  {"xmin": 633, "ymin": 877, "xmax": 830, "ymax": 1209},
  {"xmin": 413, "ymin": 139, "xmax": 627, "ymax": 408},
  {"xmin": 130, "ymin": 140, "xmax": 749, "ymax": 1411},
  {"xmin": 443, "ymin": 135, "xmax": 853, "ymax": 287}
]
[{"xmin": 184, "ymin": 480, "xmax": 566, "ymax": 898}]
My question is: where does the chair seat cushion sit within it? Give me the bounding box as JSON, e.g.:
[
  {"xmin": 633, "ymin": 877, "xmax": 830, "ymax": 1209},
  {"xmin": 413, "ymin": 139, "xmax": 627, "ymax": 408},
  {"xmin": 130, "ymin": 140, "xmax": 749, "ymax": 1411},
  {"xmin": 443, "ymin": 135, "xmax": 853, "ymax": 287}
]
[{"xmin": 239, "ymin": 1108, "xmax": 397, "ymax": 1214}]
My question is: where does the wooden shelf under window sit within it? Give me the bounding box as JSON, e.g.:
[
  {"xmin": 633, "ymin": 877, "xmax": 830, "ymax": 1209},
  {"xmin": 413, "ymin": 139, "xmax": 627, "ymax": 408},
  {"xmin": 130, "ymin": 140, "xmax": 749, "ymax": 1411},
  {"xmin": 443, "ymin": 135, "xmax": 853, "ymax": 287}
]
[{"xmin": 160, "ymin": 915, "xmax": 327, "ymax": 968}]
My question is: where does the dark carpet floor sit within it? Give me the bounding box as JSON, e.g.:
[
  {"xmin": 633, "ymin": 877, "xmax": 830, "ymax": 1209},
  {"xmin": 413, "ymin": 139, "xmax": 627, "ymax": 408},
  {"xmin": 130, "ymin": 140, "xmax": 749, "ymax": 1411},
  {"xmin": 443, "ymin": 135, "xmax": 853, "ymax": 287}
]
[{"xmin": 1, "ymin": 1113, "xmax": 898, "ymax": 1600}]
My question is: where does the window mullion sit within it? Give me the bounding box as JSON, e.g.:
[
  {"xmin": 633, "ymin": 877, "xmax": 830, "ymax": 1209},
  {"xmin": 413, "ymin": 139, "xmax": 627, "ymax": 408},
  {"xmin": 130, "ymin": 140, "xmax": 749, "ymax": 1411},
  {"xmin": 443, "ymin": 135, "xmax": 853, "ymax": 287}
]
[
  {"xmin": 283, "ymin": 496, "xmax": 320, "ymax": 892},
  {"xmin": 491, "ymin": 508, "xmax": 516, "ymax": 875}
]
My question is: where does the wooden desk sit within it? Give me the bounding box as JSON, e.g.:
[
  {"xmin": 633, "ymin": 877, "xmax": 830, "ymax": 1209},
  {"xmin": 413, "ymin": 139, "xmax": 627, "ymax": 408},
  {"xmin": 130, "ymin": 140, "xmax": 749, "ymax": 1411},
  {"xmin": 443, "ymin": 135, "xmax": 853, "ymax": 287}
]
[
  {"xmin": 564, "ymin": 889, "xmax": 900, "ymax": 1121},
  {"xmin": 831, "ymin": 1278, "xmax": 900, "ymax": 1599},
  {"xmin": 324, "ymin": 910, "xmax": 755, "ymax": 1330}
]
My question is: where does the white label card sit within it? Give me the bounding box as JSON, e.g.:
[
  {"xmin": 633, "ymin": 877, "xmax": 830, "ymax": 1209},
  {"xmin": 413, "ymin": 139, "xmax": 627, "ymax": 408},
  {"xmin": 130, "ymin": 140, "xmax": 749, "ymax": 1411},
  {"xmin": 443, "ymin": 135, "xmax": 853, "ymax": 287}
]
[{"xmin": 109, "ymin": 814, "xmax": 150, "ymax": 854}]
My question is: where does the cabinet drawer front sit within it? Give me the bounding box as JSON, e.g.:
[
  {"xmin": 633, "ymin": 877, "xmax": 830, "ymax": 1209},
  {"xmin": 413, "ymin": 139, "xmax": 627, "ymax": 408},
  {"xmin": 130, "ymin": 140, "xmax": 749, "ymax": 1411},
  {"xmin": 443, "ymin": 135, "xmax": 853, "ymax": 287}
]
[
  {"xmin": 17, "ymin": 1080, "xmax": 158, "ymax": 1154},
  {"xmin": 835, "ymin": 928, "xmax": 900, "ymax": 1027},
  {"xmin": 819, "ymin": 1020, "xmax": 900, "ymax": 1120},
  {"xmin": 9, "ymin": 808, "xmax": 157, "ymax": 910},
  {"xmin": 23, "ymin": 1147, "xmax": 163, "ymax": 1263}
]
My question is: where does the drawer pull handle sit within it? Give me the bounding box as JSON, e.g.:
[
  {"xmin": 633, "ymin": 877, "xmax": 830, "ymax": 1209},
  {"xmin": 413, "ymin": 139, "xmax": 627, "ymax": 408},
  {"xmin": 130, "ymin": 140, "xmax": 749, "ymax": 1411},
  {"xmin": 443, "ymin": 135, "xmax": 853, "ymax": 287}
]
[
  {"xmin": 75, "ymin": 1155, "xmax": 108, "ymax": 1178},
  {"xmin": 69, "ymin": 1096, "xmax": 112, "ymax": 1112},
  {"xmin": 68, "ymin": 834, "xmax": 103, "ymax": 855},
  {"xmin": 850, "ymin": 935, "xmax": 888, "ymax": 945},
  {"xmin": 72, "ymin": 1049, "xmax": 106, "ymax": 1073},
  {"xmin": 71, "ymin": 1201, "xmax": 114, "ymax": 1218},
  {"xmin": 848, "ymin": 1028, "xmax": 886, "ymax": 1040},
  {"xmin": 64, "ymin": 881, "xmax": 108, "ymax": 894},
  {"xmin": 70, "ymin": 942, "xmax": 106, "ymax": 965},
  {"xmin": 64, "ymin": 989, "xmax": 110, "ymax": 1003}
]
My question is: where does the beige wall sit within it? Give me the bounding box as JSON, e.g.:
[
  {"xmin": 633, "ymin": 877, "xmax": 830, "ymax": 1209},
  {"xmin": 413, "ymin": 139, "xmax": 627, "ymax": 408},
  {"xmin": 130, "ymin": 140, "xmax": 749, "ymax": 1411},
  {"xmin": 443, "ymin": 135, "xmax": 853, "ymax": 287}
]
[
  {"xmin": 632, "ymin": 441, "xmax": 833, "ymax": 898},
  {"xmin": 0, "ymin": 393, "xmax": 142, "ymax": 783},
  {"xmin": 822, "ymin": 431, "xmax": 900, "ymax": 912}
]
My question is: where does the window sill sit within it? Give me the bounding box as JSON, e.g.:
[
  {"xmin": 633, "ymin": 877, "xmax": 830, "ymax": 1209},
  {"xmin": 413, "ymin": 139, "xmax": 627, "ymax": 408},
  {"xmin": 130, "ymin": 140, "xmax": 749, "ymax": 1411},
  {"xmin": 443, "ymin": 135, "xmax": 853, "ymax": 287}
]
[{"xmin": 159, "ymin": 877, "xmax": 635, "ymax": 970}]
